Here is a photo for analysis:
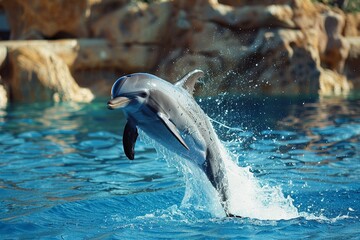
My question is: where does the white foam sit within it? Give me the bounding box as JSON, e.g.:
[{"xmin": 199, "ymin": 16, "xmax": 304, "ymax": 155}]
[
  {"xmin": 139, "ymin": 131, "xmax": 301, "ymax": 220},
  {"xmin": 224, "ymin": 155, "xmax": 299, "ymax": 220}
]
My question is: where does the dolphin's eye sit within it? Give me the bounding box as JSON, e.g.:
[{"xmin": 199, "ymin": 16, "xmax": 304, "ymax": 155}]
[{"xmin": 139, "ymin": 91, "xmax": 148, "ymax": 98}]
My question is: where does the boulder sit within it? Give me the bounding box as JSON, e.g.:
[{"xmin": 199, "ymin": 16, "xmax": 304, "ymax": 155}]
[
  {"xmin": 2, "ymin": 0, "xmax": 89, "ymax": 39},
  {"xmin": 6, "ymin": 46, "xmax": 94, "ymax": 102}
]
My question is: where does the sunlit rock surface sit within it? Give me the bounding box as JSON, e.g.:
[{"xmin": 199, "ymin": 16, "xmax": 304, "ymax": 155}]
[
  {"xmin": 0, "ymin": 45, "xmax": 7, "ymax": 108},
  {"xmin": 0, "ymin": 83, "xmax": 7, "ymax": 108},
  {"xmin": 0, "ymin": 0, "xmax": 359, "ymax": 103},
  {"xmin": 344, "ymin": 12, "xmax": 360, "ymax": 37},
  {"xmin": 7, "ymin": 46, "xmax": 93, "ymax": 103}
]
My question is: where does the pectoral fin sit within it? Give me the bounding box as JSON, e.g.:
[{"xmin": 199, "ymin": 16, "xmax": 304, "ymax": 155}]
[
  {"xmin": 157, "ymin": 112, "xmax": 189, "ymax": 150},
  {"xmin": 123, "ymin": 120, "xmax": 138, "ymax": 160}
]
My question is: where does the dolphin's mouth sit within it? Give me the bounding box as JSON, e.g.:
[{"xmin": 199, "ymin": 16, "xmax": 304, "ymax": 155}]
[{"xmin": 107, "ymin": 97, "xmax": 131, "ymax": 110}]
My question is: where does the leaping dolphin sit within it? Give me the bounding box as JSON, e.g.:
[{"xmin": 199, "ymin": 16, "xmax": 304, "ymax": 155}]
[{"xmin": 107, "ymin": 69, "xmax": 235, "ymax": 217}]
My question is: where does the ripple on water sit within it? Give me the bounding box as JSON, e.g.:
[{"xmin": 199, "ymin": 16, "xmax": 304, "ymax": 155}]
[
  {"xmin": 18, "ymin": 131, "xmax": 43, "ymax": 139},
  {"xmin": 42, "ymin": 129, "xmax": 79, "ymax": 136},
  {"xmin": 0, "ymin": 133, "xmax": 25, "ymax": 146},
  {"xmin": 78, "ymin": 139, "xmax": 115, "ymax": 149},
  {"xmin": 88, "ymin": 131, "xmax": 121, "ymax": 139},
  {"xmin": 312, "ymin": 123, "xmax": 360, "ymax": 142},
  {"xmin": 0, "ymin": 99, "xmax": 359, "ymax": 239}
]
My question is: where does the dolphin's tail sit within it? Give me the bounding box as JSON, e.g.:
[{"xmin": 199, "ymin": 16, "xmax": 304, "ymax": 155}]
[
  {"xmin": 204, "ymin": 149, "xmax": 241, "ymax": 218},
  {"xmin": 227, "ymin": 213, "xmax": 242, "ymax": 218}
]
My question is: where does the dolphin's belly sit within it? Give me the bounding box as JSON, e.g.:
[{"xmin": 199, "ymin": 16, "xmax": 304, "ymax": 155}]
[{"xmin": 138, "ymin": 120, "xmax": 206, "ymax": 165}]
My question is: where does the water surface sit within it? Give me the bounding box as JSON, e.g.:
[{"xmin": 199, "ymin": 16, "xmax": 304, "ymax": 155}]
[{"xmin": 0, "ymin": 96, "xmax": 359, "ymax": 239}]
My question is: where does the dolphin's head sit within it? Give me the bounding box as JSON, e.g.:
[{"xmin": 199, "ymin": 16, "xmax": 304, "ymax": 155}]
[{"xmin": 107, "ymin": 74, "xmax": 152, "ymax": 112}]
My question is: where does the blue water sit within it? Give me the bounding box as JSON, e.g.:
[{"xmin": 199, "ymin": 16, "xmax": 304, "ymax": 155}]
[{"xmin": 0, "ymin": 96, "xmax": 359, "ymax": 239}]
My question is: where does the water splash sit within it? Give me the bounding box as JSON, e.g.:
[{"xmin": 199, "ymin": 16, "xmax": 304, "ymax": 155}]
[
  {"xmin": 223, "ymin": 156, "xmax": 299, "ymax": 220},
  {"xmin": 139, "ymin": 130, "xmax": 300, "ymax": 221},
  {"xmin": 139, "ymin": 131, "xmax": 225, "ymax": 218}
]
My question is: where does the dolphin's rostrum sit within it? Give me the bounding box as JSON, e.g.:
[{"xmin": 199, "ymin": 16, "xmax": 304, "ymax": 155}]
[{"xmin": 108, "ymin": 70, "xmax": 236, "ymax": 217}]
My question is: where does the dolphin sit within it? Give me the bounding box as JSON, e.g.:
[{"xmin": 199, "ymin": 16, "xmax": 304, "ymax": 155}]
[{"xmin": 107, "ymin": 69, "xmax": 235, "ymax": 217}]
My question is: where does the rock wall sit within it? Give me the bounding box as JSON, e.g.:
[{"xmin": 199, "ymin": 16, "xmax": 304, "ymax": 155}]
[
  {"xmin": 7, "ymin": 46, "xmax": 94, "ymax": 102},
  {"xmin": 0, "ymin": 0, "xmax": 359, "ymax": 105}
]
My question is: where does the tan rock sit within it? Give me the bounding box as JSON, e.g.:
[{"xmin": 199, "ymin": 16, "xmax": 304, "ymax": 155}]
[
  {"xmin": 346, "ymin": 37, "xmax": 360, "ymax": 60},
  {"xmin": 7, "ymin": 46, "xmax": 94, "ymax": 102},
  {"xmin": 2, "ymin": 0, "xmax": 89, "ymax": 39},
  {"xmin": 159, "ymin": 27, "xmax": 324, "ymax": 95},
  {"xmin": 187, "ymin": 22, "xmax": 244, "ymax": 64},
  {"xmin": 73, "ymin": 39, "xmax": 159, "ymax": 72},
  {"xmin": 344, "ymin": 37, "xmax": 360, "ymax": 89},
  {"xmin": 199, "ymin": 2, "xmax": 296, "ymax": 29},
  {"xmin": 241, "ymin": 29, "xmax": 322, "ymax": 95},
  {"xmin": 0, "ymin": 39, "xmax": 159, "ymax": 72},
  {"xmin": 319, "ymin": 68, "xmax": 352, "ymax": 96},
  {"xmin": 0, "ymin": 0, "xmax": 357, "ymax": 99},
  {"xmin": 0, "ymin": 40, "xmax": 79, "ymax": 67},
  {"xmin": 0, "ymin": 39, "xmax": 160, "ymax": 97},
  {"xmin": 291, "ymin": 0, "xmax": 318, "ymax": 30},
  {"xmin": 90, "ymin": 1, "xmax": 173, "ymax": 44},
  {"xmin": 0, "ymin": 46, "xmax": 8, "ymax": 108},
  {"xmin": 0, "ymin": 45, "xmax": 7, "ymax": 69},
  {"xmin": 318, "ymin": 10, "xmax": 350, "ymax": 72},
  {"xmin": 0, "ymin": 83, "xmax": 8, "ymax": 108},
  {"xmin": 344, "ymin": 12, "xmax": 360, "ymax": 37}
]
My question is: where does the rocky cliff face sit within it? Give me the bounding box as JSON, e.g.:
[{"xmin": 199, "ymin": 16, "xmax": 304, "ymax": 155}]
[{"xmin": 0, "ymin": 0, "xmax": 359, "ymax": 105}]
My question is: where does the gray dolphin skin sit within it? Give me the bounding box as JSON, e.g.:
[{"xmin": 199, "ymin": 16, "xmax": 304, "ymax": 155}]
[{"xmin": 107, "ymin": 69, "xmax": 236, "ymax": 217}]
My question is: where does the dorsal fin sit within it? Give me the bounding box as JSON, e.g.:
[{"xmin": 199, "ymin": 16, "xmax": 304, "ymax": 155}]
[{"xmin": 174, "ymin": 69, "xmax": 204, "ymax": 95}]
